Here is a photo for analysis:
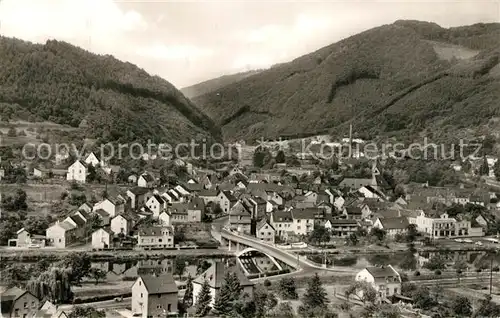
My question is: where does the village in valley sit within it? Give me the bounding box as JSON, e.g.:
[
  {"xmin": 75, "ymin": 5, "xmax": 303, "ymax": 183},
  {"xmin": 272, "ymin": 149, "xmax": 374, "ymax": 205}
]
[
  {"xmin": 1, "ymin": 1, "xmax": 500, "ymax": 317},
  {"xmin": 1, "ymin": 126, "xmax": 500, "ymax": 318}
]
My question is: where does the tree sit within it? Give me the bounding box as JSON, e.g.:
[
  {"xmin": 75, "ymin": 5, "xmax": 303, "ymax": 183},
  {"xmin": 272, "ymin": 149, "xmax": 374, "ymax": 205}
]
[
  {"xmin": 494, "ymin": 159, "xmax": 500, "ymax": 181},
  {"xmin": 298, "ymin": 273, "xmax": 328, "ymax": 316},
  {"xmin": 88, "ymin": 268, "xmax": 106, "ymax": 285},
  {"xmin": 2, "ymin": 189, "xmax": 28, "ymax": 211},
  {"xmin": 452, "ymin": 296, "xmax": 472, "ymax": 317},
  {"xmin": 413, "ymin": 286, "xmax": 437, "ymax": 310},
  {"xmin": 345, "ymin": 281, "xmax": 377, "ymax": 304},
  {"xmin": 23, "ymin": 216, "xmax": 51, "ymax": 235},
  {"xmin": 474, "ymin": 295, "xmax": 500, "ymax": 317},
  {"xmin": 88, "ymin": 214, "xmax": 102, "ymax": 232},
  {"xmin": 195, "ymin": 280, "xmax": 212, "ymax": 316},
  {"xmin": 278, "ymin": 277, "xmax": 298, "ymax": 300},
  {"xmin": 370, "ymin": 228, "xmax": 386, "ymax": 242},
  {"xmin": 196, "ymin": 260, "xmax": 212, "ymax": 275},
  {"xmin": 27, "ymin": 266, "xmax": 73, "ymax": 304},
  {"xmin": 7, "ymin": 127, "xmax": 16, "ymax": 137},
  {"xmin": 346, "ymin": 233, "xmax": 359, "ymax": 246},
  {"xmin": 68, "ymin": 306, "xmax": 105, "ymax": 318},
  {"xmin": 479, "ymin": 156, "xmax": 490, "ymax": 176},
  {"xmin": 308, "ymin": 226, "xmax": 330, "ymax": 246},
  {"xmin": 87, "ymin": 165, "xmax": 98, "ymax": 183},
  {"xmin": 454, "ymin": 260, "xmax": 467, "ymax": 284},
  {"xmin": 275, "ymin": 150, "xmax": 286, "ymax": 164},
  {"xmin": 174, "ymin": 256, "xmax": 187, "ymax": 279},
  {"xmin": 253, "ymin": 147, "xmax": 272, "ymax": 168},
  {"xmin": 267, "ymin": 301, "xmax": 295, "ymax": 318},
  {"xmin": 423, "ymin": 255, "xmax": 447, "ymax": 271},
  {"xmin": 405, "ymin": 224, "xmax": 418, "ymax": 242},
  {"xmin": 183, "ymin": 274, "xmax": 194, "ymax": 308},
  {"xmin": 58, "ymin": 252, "xmax": 91, "ymax": 286}
]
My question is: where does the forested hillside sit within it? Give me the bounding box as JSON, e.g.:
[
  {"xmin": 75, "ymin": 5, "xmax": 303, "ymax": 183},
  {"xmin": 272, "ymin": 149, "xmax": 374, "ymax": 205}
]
[
  {"xmin": 0, "ymin": 37, "xmax": 221, "ymax": 144},
  {"xmin": 192, "ymin": 21, "xmax": 500, "ymax": 142},
  {"xmin": 181, "ymin": 70, "xmax": 262, "ymax": 98}
]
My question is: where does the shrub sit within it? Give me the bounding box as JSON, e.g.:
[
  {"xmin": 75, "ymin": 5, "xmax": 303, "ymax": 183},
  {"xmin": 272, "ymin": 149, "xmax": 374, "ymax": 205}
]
[
  {"xmin": 264, "ymin": 279, "xmax": 272, "ymax": 287},
  {"xmin": 414, "ymin": 271, "xmax": 421, "ymax": 276}
]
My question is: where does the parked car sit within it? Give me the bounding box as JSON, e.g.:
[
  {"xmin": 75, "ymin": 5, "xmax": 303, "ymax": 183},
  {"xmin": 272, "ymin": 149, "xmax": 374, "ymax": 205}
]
[{"xmin": 475, "ymin": 241, "xmax": 483, "ymax": 246}]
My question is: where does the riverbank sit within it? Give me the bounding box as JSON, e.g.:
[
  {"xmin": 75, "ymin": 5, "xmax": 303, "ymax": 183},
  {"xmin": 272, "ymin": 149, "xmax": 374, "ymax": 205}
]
[{"xmin": 0, "ymin": 247, "xmax": 233, "ymax": 262}]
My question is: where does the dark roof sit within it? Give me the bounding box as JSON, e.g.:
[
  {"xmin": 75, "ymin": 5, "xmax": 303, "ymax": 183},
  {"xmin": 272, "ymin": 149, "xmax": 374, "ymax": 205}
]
[
  {"xmin": 198, "ymin": 189, "xmax": 218, "ymax": 197},
  {"xmin": 67, "ymin": 215, "xmax": 86, "ymax": 227},
  {"xmin": 327, "ymin": 219, "xmax": 359, "ymax": 225},
  {"xmin": 366, "ymin": 266, "xmax": 399, "ymax": 278},
  {"xmin": 257, "ymin": 218, "xmax": 275, "ymax": 231},
  {"xmin": 188, "ymin": 197, "xmax": 205, "ymax": 210},
  {"xmin": 0, "ymin": 287, "xmax": 29, "ymax": 314},
  {"xmin": 273, "ymin": 210, "xmax": 293, "ymax": 222},
  {"xmin": 169, "ymin": 203, "xmax": 189, "ymax": 214},
  {"xmin": 379, "ymin": 217, "xmax": 409, "ymax": 230},
  {"xmin": 139, "ymin": 173, "xmax": 155, "ymax": 182},
  {"xmin": 139, "ymin": 273, "xmax": 178, "ymax": 294},
  {"xmin": 128, "ymin": 187, "xmax": 150, "ymax": 196},
  {"xmin": 346, "ymin": 206, "xmax": 362, "ymax": 215},
  {"xmin": 193, "ymin": 262, "xmax": 253, "ymax": 289},
  {"xmin": 94, "ymin": 209, "xmax": 110, "ymax": 217},
  {"xmin": 230, "ymin": 201, "xmax": 251, "ymax": 217},
  {"xmin": 152, "ymin": 194, "xmax": 165, "ymax": 204},
  {"xmin": 138, "ymin": 226, "xmax": 172, "ymax": 237},
  {"xmin": 222, "ymin": 190, "xmax": 238, "ymax": 202},
  {"xmin": 292, "ymin": 208, "xmax": 324, "ymax": 220}
]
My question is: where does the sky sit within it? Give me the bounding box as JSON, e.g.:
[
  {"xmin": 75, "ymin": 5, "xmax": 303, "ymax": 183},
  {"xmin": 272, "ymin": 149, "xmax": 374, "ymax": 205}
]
[{"xmin": 0, "ymin": 1, "xmax": 498, "ymax": 88}]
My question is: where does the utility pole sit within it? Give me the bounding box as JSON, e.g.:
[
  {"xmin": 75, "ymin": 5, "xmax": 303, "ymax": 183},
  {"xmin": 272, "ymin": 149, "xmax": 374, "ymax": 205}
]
[{"xmin": 490, "ymin": 255, "xmax": 494, "ymax": 295}]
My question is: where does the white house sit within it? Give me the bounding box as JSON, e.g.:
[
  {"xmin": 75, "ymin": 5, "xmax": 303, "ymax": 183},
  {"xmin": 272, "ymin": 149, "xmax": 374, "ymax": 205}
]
[
  {"xmin": 158, "ymin": 211, "xmax": 171, "ymax": 226},
  {"xmin": 91, "ymin": 228, "xmax": 113, "ymax": 249},
  {"xmin": 138, "ymin": 173, "xmax": 155, "ymax": 188},
  {"xmin": 373, "ymin": 217, "xmax": 409, "ymax": 237},
  {"xmin": 46, "ymin": 221, "xmax": 77, "ymax": 248},
  {"xmin": 66, "ymin": 160, "xmax": 87, "ymax": 183},
  {"xmin": 217, "ymin": 190, "xmax": 238, "ymax": 213},
  {"xmin": 110, "ymin": 214, "xmax": 132, "ymax": 235},
  {"xmin": 192, "ymin": 262, "xmax": 254, "ymax": 307},
  {"xmin": 131, "ymin": 273, "xmax": 178, "ymax": 317},
  {"xmin": 84, "ymin": 152, "xmax": 102, "ymax": 167},
  {"xmin": 355, "ymin": 265, "xmax": 402, "ymax": 300},
  {"xmin": 146, "ymin": 195, "xmax": 168, "ymax": 219},
  {"xmin": 93, "ymin": 198, "xmax": 124, "ymax": 218}
]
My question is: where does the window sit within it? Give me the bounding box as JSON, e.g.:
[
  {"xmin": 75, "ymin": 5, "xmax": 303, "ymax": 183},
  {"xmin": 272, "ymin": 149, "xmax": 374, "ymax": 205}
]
[
  {"xmin": 141, "ymin": 293, "xmax": 143, "ymax": 298},
  {"xmin": 159, "ymin": 239, "xmax": 162, "ymax": 243},
  {"xmin": 24, "ymin": 302, "xmax": 27, "ymax": 308},
  {"xmin": 158, "ymin": 294, "xmax": 161, "ymax": 299},
  {"xmin": 168, "ymin": 304, "xmax": 171, "ymax": 311}
]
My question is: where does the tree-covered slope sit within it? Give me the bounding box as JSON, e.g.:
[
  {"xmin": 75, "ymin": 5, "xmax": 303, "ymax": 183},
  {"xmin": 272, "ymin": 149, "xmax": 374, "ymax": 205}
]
[
  {"xmin": 0, "ymin": 37, "xmax": 221, "ymax": 144},
  {"xmin": 192, "ymin": 21, "xmax": 500, "ymax": 142},
  {"xmin": 181, "ymin": 70, "xmax": 263, "ymax": 99}
]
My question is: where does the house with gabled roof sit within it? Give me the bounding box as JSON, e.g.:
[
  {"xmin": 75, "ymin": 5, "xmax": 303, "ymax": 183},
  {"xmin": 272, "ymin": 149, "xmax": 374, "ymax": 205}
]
[
  {"xmin": 168, "ymin": 203, "xmax": 190, "ymax": 223},
  {"xmin": 198, "ymin": 189, "xmax": 218, "ymax": 204},
  {"xmin": 270, "ymin": 210, "xmax": 293, "ymax": 238},
  {"xmin": 63, "ymin": 214, "xmax": 86, "ymax": 238},
  {"xmin": 132, "ymin": 273, "xmax": 178, "ymax": 317},
  {"xmin": 138, "ymin": 173, "xmax": 155, "ymax": 188},
  {"xmin": 0, "ymin": 287, "xmax": 40, "ymax": 318},
  {"xmin": 93, "ymin": 209, "xmax": 111, "ymax": 226},
  {"xmin": 84, "ymin": 152, "xmax": 102, "ymax": 167},
  {"xmin": 66, "ymin": 160, "xmax": 88, "ymax": 183},
  {"xmin": 137, "ymin": 226, "xmax": 174, "ymax": 248},
  {"xmin": 91, "ymin": 228, "xmax": 113, "ymax": 249},
  {"xmin": 127, "ymin": 187, "xmax": 150, "ymax": 209},
  {"xmin": 217, "ymin": 190, "xmax": 238, "ymax": 213},
  {"xmin": 93, "ymin": 198, "xmax": 124, "ymax": 218},
  {"xmin": 192, "ymin": 262, "xmax": 254, "ymax": 307},
  {"xmin": 111, "ymin": 214, "xmax": 133, "ymax": 235},
  {"xmin": 228, "ymin": 201, "xmax": 252, "ymax": 234},
  {"xmin": 79, "ymin": 202, "xmax": 92, "ymax": 214},
  {"xmin": 355, "ymin": 265, "xmax": 402, "ymax": 300},
  {"xmin": 256, "ymin": 219, "xmax": 275, "ymax": 243},
  {"xmin": 9, "ymin": 228, "xmax": 46, "ymax": 248},
  {"xmin": 46, "ymin": 221, "xmax": 77, "ymax": 248},
  {"xmin": 373, "ymin": 217, "xmax": 409, "ymax": 237},
  {"xmin": 146, "ymin": 195, "xmax": 167, "ymax": 219}
]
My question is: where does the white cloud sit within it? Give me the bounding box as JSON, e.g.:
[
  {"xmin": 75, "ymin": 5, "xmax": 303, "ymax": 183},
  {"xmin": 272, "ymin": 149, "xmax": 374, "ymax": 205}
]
[
  {"xmin": 0, "ymin": 0, "xmax": 147, "ymax": 52},
  {"xmin": 232, "ymin": 55, "xmax": 273, "ymax": 71},
  {"xmin": 136, "ymin": 44, "xmax": 213, "ymax": 60}
]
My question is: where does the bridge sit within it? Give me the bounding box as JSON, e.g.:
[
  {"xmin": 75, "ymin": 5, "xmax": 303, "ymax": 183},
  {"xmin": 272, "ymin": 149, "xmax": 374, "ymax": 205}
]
[{"xmin": 211, "ymin": 223, "xmax": 330, "ymax": 272}]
